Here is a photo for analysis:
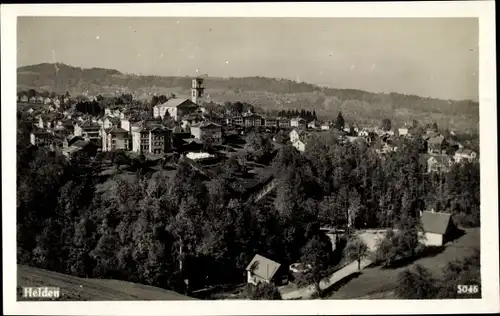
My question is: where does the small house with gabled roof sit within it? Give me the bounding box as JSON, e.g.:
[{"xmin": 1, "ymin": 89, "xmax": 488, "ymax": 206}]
[
  {"xmin": 245, "ymin": 254, "xmax": 288, "ymax": 286},
  {"xmin": 419, "ymin": 211, "xmax": 458, "ymax": 246}
]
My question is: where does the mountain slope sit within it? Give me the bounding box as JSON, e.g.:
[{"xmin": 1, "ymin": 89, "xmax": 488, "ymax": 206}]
[
  {"xmin": 17, "ymin": 264, "xmax": 195, "ymax": 301},
  {"xmin": 17, "ymin": 63, "xmax": 479, "ymax": 132}
]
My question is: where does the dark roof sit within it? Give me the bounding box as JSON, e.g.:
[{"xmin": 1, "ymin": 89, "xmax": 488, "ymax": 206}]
[
  {"xmin": 31, "ymin": 130, "xmax": 51, "ymax": 136},
  {"xmin": 150, "ymin": 126, "xmax": 169, "ymax": 133},
  {"xmin": 245, "ymin": 254, "xmax": 281, "ymax": 281},
  {"xmin": 421, "ymin": 211, "xmax": 452, "ymax": 234},
  {"xmin": 108, "ymin": 126, "xmax": 128, "ymax": 134},
  {"xmin": 71, "ymin": 140, "xmax": 90, "ymax": 148},
  {"xmin": 182, "ymin": 138, "xmax": 203, "ymax": 145},
  {"xmin": 158, "ymin": 98, "xmax": 196, "ymax": 108},
  {"xmin": 192, "ymin": 121, "xmax": 221, "ymax": 129},
  {"xmin": 428, "ymin": 135, "xmax": 445, "ymax": 145}
]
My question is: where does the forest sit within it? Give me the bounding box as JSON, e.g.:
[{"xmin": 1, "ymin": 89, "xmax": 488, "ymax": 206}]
[{"xmin": 16, "ymin": 120, "xmax": 480, "ymax": 297}]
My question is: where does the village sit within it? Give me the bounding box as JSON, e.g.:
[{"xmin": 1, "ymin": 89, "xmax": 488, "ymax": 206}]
[
  {"xmin": 15, "ymin": 75, "xmax": 481, "ymax": 300},
  {"xmin": 19, "ymin": 77, "xmax": 477, "ymax": 172}
]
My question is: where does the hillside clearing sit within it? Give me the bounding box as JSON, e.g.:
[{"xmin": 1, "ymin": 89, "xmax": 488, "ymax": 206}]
[
  {"xmin": 17, "ymin": 265, "xmax": 194, "ymax": 301},
  {"xmin": 324, "ymin": 228, "xmax": 480, "ymax": 299}
]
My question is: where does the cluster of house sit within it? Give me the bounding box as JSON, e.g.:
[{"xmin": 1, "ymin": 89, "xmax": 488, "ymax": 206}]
[
  {"xmin": 285, "ymin": 124, "xmax": 478, "ymax": 174},
  {"xmin": 245, "ymin": 209, "xmax": 459, "ymax": 288},
  {"xmin": 18, "ymin": 93, "xmax": 71, "ymax": 110},
  {"xmin": 25, "ymin": 96, "xmax": 227, "ymax": 160},
  {"xmin": 20, "ymin": 76, "xmax": 478, "ymax": 171}
]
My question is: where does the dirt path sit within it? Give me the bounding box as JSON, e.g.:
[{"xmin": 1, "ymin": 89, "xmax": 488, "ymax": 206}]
[{"xmin": 280, "ymin": 259, "xmax": 372, "ymax": 300}]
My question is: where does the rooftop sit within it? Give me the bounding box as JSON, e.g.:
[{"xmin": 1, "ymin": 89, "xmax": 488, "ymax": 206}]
[
  {"xmin": 420, "ymin": 211, "xmax": 453, "ymax": 235},
  {"xmin": 245, "ymin": 254, "xmax": 281, "ymax": 281}
]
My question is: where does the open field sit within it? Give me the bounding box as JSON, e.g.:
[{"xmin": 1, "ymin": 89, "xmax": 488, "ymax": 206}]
[
  {"xmin": 17, "ymin": 265, "xmax": 194, "ymax": 301},
  {"xmin": 324, "ymin": 228, "xmax": 480, "ymax": 299}
]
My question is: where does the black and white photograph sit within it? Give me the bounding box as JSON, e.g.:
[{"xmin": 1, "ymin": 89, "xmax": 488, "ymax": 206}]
[{"xmin": 2, "ymin": 2, "xmax": 498, "ymax": 315}]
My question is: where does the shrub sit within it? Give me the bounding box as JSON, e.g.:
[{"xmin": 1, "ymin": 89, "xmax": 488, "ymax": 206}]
[
  {"xmin": 395, "ymin": 264, "xmax": 438, "ymax": 299},
  {"xmin": 245, "ymin": 283, "xmax": 282, "ymax": 300}
]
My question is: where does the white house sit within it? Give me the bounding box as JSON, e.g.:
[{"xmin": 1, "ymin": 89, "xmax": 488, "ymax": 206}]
[
  {"xmin": 245, "ymin": 254, "xmax": 287, "ymax": 286},
  {"xmin": 320, "ymin": 122, "xmax": 331, "ymax": 130},
  {"xmin": 292, "ymin": 139, "xmax": 307, "ymax": 152},
  {"xmin": 419, "ymin": 211, "xmax": 457, "ymax": 246},
  {"xmin": 307, "ymin": 120, "xmax": 320, "ymax": 130},
  {"xmin": 398, "ymin": 128, "xmax": 409, "ymax": 137},
  {"xmin": 454, "ymin": 148, "xmax": 478, "ymax": 163},
  {"xmin": 290, "ymin": 117, "xmax": 306, "ymax": 128}
]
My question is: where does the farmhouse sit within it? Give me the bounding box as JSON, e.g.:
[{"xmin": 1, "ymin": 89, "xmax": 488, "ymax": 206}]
[
  {"xmin": 245, "ymin": 254, "xmax": 288, "ymax": 286},
  {"xmin": 419, "ymin": 211, "xmax": 458, "ymax": 247}
]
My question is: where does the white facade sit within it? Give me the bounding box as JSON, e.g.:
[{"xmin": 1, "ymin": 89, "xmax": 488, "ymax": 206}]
[
  {"xmin": 419, "ymin": 232, "xmax": 443, "ymax": 247},
  {"xmin": 120, "ymin": 119, "xmax": 131, "ymax": 133},
  {"xmin": 289, "ymin": 129, "xmax": 301, "ymax": 143},
  {"xmin": 247, "ymin": 271, "xmax": 269, "ymax": 286},
  {"xmin": 190, "ymin": 124, "xmax": 222, "ymax": 141},
  {"xmin": 293, "ymin": 140, "xmax": 306, "ymax": 152},
  {"xmin": 131, "ymin": 130, "xmax": 143, "ymax": 152},
  {"xmin": 321, "ymin": 124, "xmax": 330, "ymax": 130},
  {"xmin": 398, "ymin": 128, "xmax": 409, "ymax": 136},
  {"xmin": 454, "ymin": 150, "xmax": 478, "ymax": 163}
]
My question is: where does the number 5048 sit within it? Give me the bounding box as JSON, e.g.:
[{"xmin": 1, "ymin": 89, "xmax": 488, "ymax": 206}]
[{"xmin": 457, "ymin": 284, "xmax": 479, "ymax": 294}]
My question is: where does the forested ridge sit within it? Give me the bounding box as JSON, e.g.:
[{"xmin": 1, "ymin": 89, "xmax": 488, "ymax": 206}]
[{"xmin": 18, "ymin": 63, "xmax": 479, "ymax": 132}]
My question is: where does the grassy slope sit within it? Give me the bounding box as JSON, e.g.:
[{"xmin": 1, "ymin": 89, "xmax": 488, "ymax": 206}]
[
  {"xmin": 17, "ymin": 265, "xmax": 195, "ymax": 301},
  {"xmin": 17, "ymin": 63, "xmax": 479, "ymax": 132},
  {"xmin": 324, "ymin": 228, "xmax": 480, "ymax": 299}
]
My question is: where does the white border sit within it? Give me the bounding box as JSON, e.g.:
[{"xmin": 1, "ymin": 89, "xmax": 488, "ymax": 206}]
[{"xmin": 2, "ymin": 2, "xmax": 498, "ymax": 315}]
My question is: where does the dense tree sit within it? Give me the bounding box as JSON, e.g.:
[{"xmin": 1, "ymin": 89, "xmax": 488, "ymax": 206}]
[
  {"xmin": 16, "ymin": 107, "xmax": 480, "ymax": 298},
  {"xmin": 335, "ymin": 112, "xmax": 345, "ymax": 130},
  {"xmin": 345, "ymin": 236, "xmax": 370, "ymax": 270},
  {"xmin": 395, "ymin": 264, "xmax": 438, "ymax": 299},
  {"xmin": 436, "ymin": 249, "xmax": 481, "ymax": 298},
  {"xmin": 381, "ymin": 118, "xmax": 392, "ymax": 131},
  {"xmin": 158, "ymin": 95, "xmax": 168, "ymax": 104},
  {"xmin": 244, "ymin": 132, "xmax": 274, "ymax": 164},
  {"xmin": 296, "ymin": 234, "xmax": 333, "ymax": 296},
  {"xmin": 246, "ymin": 283, "xmax": 282, "ymax": 300}
]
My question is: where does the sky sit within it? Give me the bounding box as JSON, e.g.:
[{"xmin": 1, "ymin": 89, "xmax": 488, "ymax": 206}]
[{"xmin": 17, "ymin": 17, "xmax": 478, "ymax": 100}]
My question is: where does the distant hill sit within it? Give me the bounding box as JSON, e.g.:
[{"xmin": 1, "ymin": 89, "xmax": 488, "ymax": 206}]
[
  {"xmin": 17, "ymin": 264, "xmax": 195, "ymax": 301},
  {"xmin": 17, "ymin": 63, "xmax": 479, "ymax": 132}
]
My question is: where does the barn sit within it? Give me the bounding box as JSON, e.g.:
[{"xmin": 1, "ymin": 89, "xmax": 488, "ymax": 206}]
[{"xmin": 419, "ymin": 211, "xmax": 458, "ymax": 246}]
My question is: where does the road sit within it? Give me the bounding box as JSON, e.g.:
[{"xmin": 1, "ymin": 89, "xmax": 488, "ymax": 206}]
[{"xmin": 280, "ymin": 259, "xmax": 373, "ymax": 300}]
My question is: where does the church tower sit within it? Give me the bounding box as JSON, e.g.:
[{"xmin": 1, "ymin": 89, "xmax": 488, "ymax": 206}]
[{"xmin": 191, "ymin": 77, "xmax": 204, "ymax": 105}]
